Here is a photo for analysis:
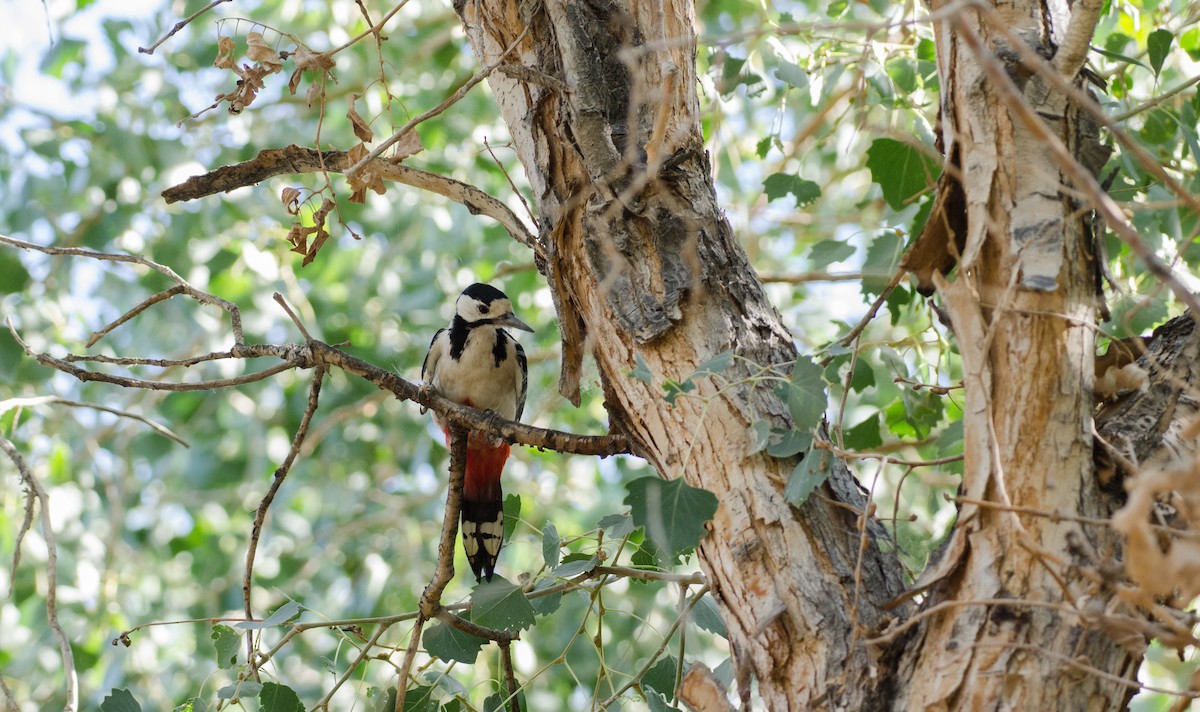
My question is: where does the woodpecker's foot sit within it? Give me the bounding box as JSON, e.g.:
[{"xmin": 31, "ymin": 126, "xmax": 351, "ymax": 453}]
[{"xmin": 417, "ymin": 382, "xmax": 436, "ymax": 414}]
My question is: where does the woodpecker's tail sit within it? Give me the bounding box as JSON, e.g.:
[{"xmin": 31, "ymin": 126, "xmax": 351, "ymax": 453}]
[{"xmin": 460, "ymin": 439, "xmax": 509, "ymax": 582}]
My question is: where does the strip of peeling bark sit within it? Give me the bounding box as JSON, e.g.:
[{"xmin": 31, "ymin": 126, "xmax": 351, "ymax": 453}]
[{"xmin": 886, "ymin": 2, "xmax": 1142, "ymax": 709}]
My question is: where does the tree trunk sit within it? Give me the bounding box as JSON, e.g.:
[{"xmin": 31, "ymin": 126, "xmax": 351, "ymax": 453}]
[
  {"xmin": 453, "ymin": 0, "xmax": 910, "ymax": 707},
  {"xmin": 452, "ymin": 0, "xmax": 1153, "ymax": 708}
]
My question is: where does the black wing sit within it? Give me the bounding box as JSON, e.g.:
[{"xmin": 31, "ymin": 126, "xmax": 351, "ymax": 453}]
[
  {"xmin": 514, "ymin": 337, "xmax": 528, "ymax": 422},
  {"xmin": 421, "ymin": 327, "xmax": 447, "ymax": 382}
]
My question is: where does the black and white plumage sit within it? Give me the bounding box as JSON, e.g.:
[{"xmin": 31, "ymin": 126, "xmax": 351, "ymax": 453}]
[{"xmin": 421, "ymin": 283, "xmax": 531, "ymax": 581}]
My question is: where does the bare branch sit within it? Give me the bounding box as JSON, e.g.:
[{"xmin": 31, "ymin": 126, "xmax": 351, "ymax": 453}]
[
  {"xmin": 245, "ymin": 366, "xmax": 325, "ymax": 677},
  {"xmin": 0, "ymin": 395, "xmax": 188, "ymax": 447},
  {"xmin": 396, "ymin": 424, "xmax": 469, "ymax": 711},
  {"xmin": 139, "ymin": 0, "xmax": 233, "ymax": 54},
  {"xmin": 1053, "ymin": 0, "xmax": 1103, "ymax": 78},
  {"xmin": 159, "ymin": 147, "xmax": 541, "ymax": 258},
  {"xmin": 498, "ymin": 639, "xmax": 522, "ymax": 712},
  {"xmin": 0, "ymin": 437, "xmax": 78, "ymax": 711},
  {"xmin": 0, "ymin": 234, "xmax": 245, "ymax": 344},
  {"xmin": 0, "ymin": 674, "xmax": 20, "ymax": 712}
]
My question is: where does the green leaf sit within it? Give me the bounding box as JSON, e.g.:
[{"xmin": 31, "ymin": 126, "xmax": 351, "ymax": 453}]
[
  {"xmin": 1147, "ymin": 28, "xmax": 1173, "ymax": 77},
  {"xmin": 483, "ymin": 692, "xmax": 527, "ymax": 712},
  {"xmin": 470, "ymin": 576, "xmax": 536, "ymax": 632},
  {"xmin": 366, "ymin": 686, "xmax": 397, "ymax": 712},
  {"xmin": 641, "ymin": 655, "xmax": 680, "ymax": 700},
  {"xmin": 774, "ymin": 60, "xmax": 808, "ymax": 89},
  {"xmin": 689, "ymin": 594, "xmax": 728, "ymax": 638},
  {"xmin": 401, "ymin": 684, "xmax": 436, "ymax": 712},
  {"xmin": 217, "ymin": 681, "xmax": 262, "ymax": 700},
  {"xmin": 630, "ymin": 354, "xmax": 653, "ymax": 383},
  {"xmin": 597, "ymin": 512, "xmax": 634, "ymax": 538},
  {"xmin": 865, "ymin": 138, "xmax": 939, "ymax": 211},
  {"xmin": 844, "ymin": 416, "xmax": 883, "ymax": 450},
  {"xmin": 502, "ymin": 494, "xmax": 521, "ymax": 540},
  {"xmin": 554, "ymin": 553, "xmax": 599, "ymax": 578},
  {"xmin": 766, "ymin": 428, "xmax": 812, "ymax": 458},
  {"xmin": 542, "ymin": 521, "xmax": 561, "ymax": 568},
  {"xmin": 1182, "ymin": 28, "xmax": 1200, "ymax": 61},
  {"xmin": 101, "ymin": 688, "xmax": 142, "ymax": 712},
  {"xmin": 424, "ymin": 621, "xmax": 486, "ymax": 664},
  {"xmin": 645, "ymin": 689, "xmax": 675, "ymax": 712},
  {"xmin": 529, "ymin": 576, "xmax": 563, "ymax": 616},
  {"xmin": 662, "ymin": 378, "xmax": 695, "ymax": 405},
  {"xmin": 848, "ymin": 360, "xmax": 876, "ymax": 394},
  {"xmin": 755, "ymin": 136, "xmax": 776, "ymax": 158},
  {"xmin": 259, "ymin": 682, "xmax": 304, "ymax": 712},
  {"xmin": 779, "ymin": 356, "xmax": 826, "ymax": 430},
  {"xmin": 173, "ymin": 699, "xmax": 207, "ymax": 712},
  {"xmin": 210, "ymin": 624, "xmax": 240, "ymax": 669},
  {"xmin": 625, "ymin": 477, "xmax": 718, "ymax": 561},
  {"xmin": 763, "ymin": 172, "xmax": 822, "ymax": 208},
  {"xmin": 806, "ymin": 239, "xmax": 855, "ymax": 269},
  {"xmin": 861, "ymin": 231, "xmax": 904, "ymax": 298},
  {"xmin": 236, "ymin": 600, "xmax": 301, "ymax": 630},
  {"xmin": 785, "ymin": 445, "xmax": 832, "ymax": 507},
  {"xmin": 747, "ymin": 419, "xmax": 772, "ymax": 455},
  {"xmin": 692, "ymin": 350, "xmax": 734, "ymax": 377}
]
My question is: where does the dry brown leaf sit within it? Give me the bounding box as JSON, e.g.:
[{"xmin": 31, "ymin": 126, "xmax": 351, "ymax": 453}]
[
  {"xmin": 348, "ymin": 143, "xmax": 369, "ymax": 163},
  {"xmin": 305, "ymin": 80, "xmax": 323, "ymax": 108},
  {"xmin": 301, "ymin": 198, "xmax": 337, "ymax": 266},
  {"xmin": 245, "ymin": 32, "xmax": 282, "ymax": 73},
  {"xmin": 214, "ymin": 36, "xmax": 236, "ymax": 69},
  {"xmin": 346, "ymin": 93, "xmax": 374, "ymax": 143},
  {"xmin": 392, "ymin": 129, "xmax": 423, "ymax": 161},
  {"xmin": 280, "ymin": 187, "xmax": 302, "ymax": 216},
  {"xmin": 287, "ymin": 46, "xmax": 336, "ymax": 95}
]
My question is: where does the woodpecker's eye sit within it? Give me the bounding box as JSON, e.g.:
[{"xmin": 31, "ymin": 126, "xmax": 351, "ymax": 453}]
[{"xmin": 478, "ymin": 304, "xmax": 488, "ymax": 314}]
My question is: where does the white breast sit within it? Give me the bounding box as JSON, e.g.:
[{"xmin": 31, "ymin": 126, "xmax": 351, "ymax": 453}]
[{"xmin": 430, "ymin": 327, "xmax": 522, "ymax": 420}]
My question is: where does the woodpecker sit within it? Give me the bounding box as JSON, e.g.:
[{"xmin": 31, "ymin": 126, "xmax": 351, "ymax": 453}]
[{"xmin": 421, "ymin": 283, "xmax": 532, "ymax": 582}]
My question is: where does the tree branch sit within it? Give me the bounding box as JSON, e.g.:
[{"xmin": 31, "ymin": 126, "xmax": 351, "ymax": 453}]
[
  {"xmin": 0, "ymin": 437, "xmax": 78, "ymax": 712},
  {"xmin": 244, "ymin": 366, "xmax": 325, "ymax": 678},
  {"xmin": 159, "ymin": 146, "xmax": 541, "ymax": 257}
]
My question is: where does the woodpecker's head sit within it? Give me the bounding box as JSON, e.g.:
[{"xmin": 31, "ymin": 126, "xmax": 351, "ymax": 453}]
[{"xmin": 455, "ymin": 283, "xmax": 534, "ymax": 332}]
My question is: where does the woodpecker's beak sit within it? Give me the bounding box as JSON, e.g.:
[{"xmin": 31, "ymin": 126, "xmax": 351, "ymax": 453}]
[{"xmin": 497, "ymin": 312, "xmax": 534, "ymax": 332}]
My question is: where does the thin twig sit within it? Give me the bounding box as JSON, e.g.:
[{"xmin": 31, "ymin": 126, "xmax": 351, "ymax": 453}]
[
  {"xmin": 245, "ymin": 366, "xmax": 325, "ymax": 677},
  {"xmin": 346, "ymin": 29, "xmax": 530, "ymax": 180},
  {"xmin": 597, "ymin": 584, "xmax": 710, "ymax": 708},
  {"xmin": 498, "ymin": 639, "xmax": 522, "ymax": 712},
  {"xmin": 87, "ymin": 285, "xmax": 188, "ymax": 347},
  {"xmin": 396, "ymin": 424, "xmax": 469, "ymax": 712},
  {"xmin": 272, "ymin": 292, "xmax": 314, "ymax": 340},
  {"xmin": 0, "ymin": 234, "xmax": 245, "ymax": 343},
  {"xmin": 0, "ymin": 396, "xmax": 189, "ymax": 447},
  {"xmin": 0, "ymin": 674, "xmax": 20, "ymax": 712},
  {"xmin": 312, "ymin": 622, "xmax": 391, "ymax": 711},
  {"xmin": 0, "ymin": 437, "xmax": 78, "ymax": 711},
  {"xmin": 138, "ymin": 0, "xmax": 233, "ymax": 54}
]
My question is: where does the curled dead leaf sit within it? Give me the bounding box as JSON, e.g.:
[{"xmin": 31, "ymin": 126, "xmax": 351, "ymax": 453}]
[
  {"xmin": 346, "ymin": 93, "xmax": 373, "ymax": 143},
  {"xmin": 302, "ymin": 198, "xmax": 337, "ymax": 267},
  {"xmin": 246, "ymin": 32, "xmax": 282, "ymax": 73},
  {"xmin": 287, "ymin": 45, "xmax": 336, "ymax": 95},
  {"xmin": 214, "ymin": 36, "xmax": 236, "ymax": 69},
  {"xmin": 280, "ymin": 187, "xmax": 302, "ymax": 216},
  {"xmin": 392, "ymin": 129, "xmax": 423, "ymax": 162}
]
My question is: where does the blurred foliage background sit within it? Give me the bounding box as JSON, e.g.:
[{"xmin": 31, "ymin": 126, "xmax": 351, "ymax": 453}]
[{"xmin": 0, "ymin": 0, "xmax": 1196, "ymax": 709}]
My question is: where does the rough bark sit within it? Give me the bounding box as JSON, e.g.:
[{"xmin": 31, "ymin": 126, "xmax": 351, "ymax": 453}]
[
  {"xmin": 452, "ymin": 0, "xmax": 909, "ymax": 708},
  {"xmin": 889, "ymin": 2, "xmax": 1141, "ymax": 709},
  {"xmin": 444, "ymin": 0, "xmax": 1182, "ymax": 707}
]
